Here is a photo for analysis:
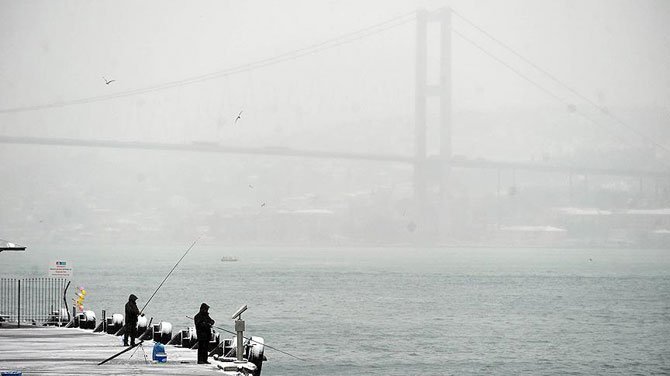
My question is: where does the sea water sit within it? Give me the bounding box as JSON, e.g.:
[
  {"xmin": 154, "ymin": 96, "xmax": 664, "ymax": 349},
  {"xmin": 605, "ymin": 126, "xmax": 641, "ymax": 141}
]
[{"xmin": 1, "ymin": 245, "xmax": 669, "ymax": 375}]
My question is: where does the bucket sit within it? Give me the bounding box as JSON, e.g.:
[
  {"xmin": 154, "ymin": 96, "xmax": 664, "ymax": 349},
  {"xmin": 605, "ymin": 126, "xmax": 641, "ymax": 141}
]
[{"xmin": 154, "ymin": 353, "xmax": 167, "ymax": 363}]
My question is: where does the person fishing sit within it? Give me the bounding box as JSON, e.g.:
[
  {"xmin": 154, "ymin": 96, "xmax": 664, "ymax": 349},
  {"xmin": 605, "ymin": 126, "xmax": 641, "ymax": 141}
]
[
  {"xmin": 123, "ymin": 294, "xmax": 141, "ymax": 346},
  {"xmin": 98, "ymin": 238, "xmax": 201, "ymax": 365},
  {"xmin": 194, "ymin": 303, "xmax": 215, "ymax": 364}
]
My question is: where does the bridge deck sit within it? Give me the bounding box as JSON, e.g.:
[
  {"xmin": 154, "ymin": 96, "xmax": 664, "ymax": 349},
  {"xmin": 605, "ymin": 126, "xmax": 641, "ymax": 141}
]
[
  {"xmin": 1, "ymin": 135, "xmax": 666, "ymax": 177},
  {"xmin": 0, "ymin": 327, "xmax": 220, "ymax": 375}
]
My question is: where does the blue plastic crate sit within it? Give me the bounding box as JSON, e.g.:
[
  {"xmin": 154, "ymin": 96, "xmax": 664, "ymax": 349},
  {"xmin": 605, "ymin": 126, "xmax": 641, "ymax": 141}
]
[{"xmin": 152, "ymin": 342, "xmax": 167, "ymax": 363}]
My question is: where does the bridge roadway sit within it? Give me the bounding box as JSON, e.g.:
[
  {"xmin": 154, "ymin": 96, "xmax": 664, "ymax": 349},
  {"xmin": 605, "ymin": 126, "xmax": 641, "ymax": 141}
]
[{"xmin": 0, "ymin": 135, "xmax": 667, "ymax": 178}]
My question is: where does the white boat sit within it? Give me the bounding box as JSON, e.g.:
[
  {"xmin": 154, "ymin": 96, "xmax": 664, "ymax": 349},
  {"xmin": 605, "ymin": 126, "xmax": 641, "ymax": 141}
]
[
  {"xmin": 220, "ymin": 256, "xmax": 238, "ymax": 262},
  {"xmin": 0, "ymin": 239, "xmax": 26, "ymax": 253}
]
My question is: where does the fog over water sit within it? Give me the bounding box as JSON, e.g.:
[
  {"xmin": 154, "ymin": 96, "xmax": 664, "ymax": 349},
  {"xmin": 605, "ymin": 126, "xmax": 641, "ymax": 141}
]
[{"xmin": 1, "ymin": 0, "xmax": 669, "ymax": 374}]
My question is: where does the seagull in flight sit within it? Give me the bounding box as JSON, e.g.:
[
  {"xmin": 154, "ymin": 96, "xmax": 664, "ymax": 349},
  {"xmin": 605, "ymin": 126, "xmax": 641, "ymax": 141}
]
[
  {"xmin": 103, "ymin": 76, "xmax": 115, "ymax": 85},
  {"xmin": 234, "ymin": 111, "xmax": 243, "ymax": 125},
  {"xmin": 260, "ymin": 202, "xmax": 266, "ymax": 207}
]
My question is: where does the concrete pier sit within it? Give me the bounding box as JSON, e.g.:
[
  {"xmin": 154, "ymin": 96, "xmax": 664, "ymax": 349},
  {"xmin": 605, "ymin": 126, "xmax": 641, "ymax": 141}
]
[{"xmin": 0, "ymin": 327, "xmax": 221, "ymax": 375}]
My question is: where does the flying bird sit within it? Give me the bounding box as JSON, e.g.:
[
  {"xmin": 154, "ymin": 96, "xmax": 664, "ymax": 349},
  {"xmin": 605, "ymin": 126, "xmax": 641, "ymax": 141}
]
[
  {"xmin": 249, "ymin": 184, "xmax": 254, "ymax": 189},
  {"xmin": 234, "ymin": 111, "xmax": 243, "ymax": 125},
  {"xmin": 103, "ymin": 76, "xmax": 115, "ymax": 85},
  {"xmin": 260, "ymin": 202, "xmax": 266, "ymax": 207}
]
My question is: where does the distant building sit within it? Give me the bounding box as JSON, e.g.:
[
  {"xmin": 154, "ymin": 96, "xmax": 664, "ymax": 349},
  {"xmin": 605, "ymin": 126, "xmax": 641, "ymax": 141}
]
[{"xmin": 555, "ymin": 207, "xmax": 670, "ymax": 247}]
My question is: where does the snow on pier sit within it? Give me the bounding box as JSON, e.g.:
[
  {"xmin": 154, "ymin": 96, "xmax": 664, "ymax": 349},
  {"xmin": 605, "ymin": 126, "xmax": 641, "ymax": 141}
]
[{"xmin": 0, "ymin": 327, "xmax": 221, "ymax": 375}]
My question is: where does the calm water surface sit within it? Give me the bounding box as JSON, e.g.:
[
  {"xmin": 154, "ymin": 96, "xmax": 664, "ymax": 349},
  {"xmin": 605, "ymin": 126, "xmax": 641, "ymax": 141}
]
[{"xmin": 1, "ymin": 246, "xmax": 669, "ymax": 375}]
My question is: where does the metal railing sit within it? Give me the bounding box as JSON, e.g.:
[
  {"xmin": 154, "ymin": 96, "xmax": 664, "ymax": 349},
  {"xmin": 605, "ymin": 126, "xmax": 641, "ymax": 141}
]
[{"xmin": 0, "ymin": 278, "xmax": 70, "ymax": 327}]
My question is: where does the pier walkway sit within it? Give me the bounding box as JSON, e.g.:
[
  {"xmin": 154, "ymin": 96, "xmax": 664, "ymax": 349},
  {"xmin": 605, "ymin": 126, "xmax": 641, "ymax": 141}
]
[{"xmin": 0, "ymin": 327, "xmax": 222, "ymax": 375}]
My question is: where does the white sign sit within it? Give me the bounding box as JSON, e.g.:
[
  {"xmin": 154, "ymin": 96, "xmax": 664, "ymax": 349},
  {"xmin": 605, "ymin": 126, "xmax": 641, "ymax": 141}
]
[{"xmin": 48, "ymin": 260, "xmax": 73, "ymax": 277}]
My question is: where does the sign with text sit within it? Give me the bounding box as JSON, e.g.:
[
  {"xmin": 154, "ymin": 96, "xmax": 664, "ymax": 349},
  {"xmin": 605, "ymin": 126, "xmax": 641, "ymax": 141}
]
[{"xmin": 48, "ymin": 260, "xmax": 73, "ymax": 277}]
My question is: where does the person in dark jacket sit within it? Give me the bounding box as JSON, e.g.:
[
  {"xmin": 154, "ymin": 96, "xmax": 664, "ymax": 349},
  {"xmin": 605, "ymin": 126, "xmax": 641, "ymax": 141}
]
[
  {"xmin": 194, "ymin": 302, "xmax": 215, "ymax": 364},
  {"xmin": 123, "ymin": 294, "xmax": 141, "ymax": 346}
]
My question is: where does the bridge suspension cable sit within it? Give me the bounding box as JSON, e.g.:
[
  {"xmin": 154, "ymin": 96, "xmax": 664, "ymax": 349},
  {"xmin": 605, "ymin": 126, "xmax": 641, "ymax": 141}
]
[
  {"xmin": 451, "ymin": 8, "xmax": 670, "ymax": 156},
  {"xmin": 452, "ymin": 28, "xmax": 669, "ymax": 171},
  {"xmin": 0, "ymin": 11, "xmax": 416, "ymax": 115}
]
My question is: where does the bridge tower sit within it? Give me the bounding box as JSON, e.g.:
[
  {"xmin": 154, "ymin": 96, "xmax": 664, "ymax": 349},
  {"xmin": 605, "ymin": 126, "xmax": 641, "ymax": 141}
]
[{"xmin": 414, "ymin": 8, "xmax": 452, "ymax": 243}]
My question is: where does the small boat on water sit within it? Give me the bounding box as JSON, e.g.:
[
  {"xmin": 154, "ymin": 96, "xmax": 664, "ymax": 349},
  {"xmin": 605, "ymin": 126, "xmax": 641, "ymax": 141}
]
[
  {"xmin": 0, "ymin": 238, "xmax": 26, "ymax": 252},
  {"xmin": 221, "ymin": 256, "xmax": 238, "ymax": 262}
]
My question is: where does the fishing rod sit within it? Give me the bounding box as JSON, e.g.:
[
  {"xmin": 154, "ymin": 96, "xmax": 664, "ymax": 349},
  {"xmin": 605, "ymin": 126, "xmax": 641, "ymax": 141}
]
[
  {"xmin": 140, "ymin": 235, "xmax": 202, "ymax": 314},
  {"xmin": 98, "ymin": 237, "xmax": 201, "ymax": 366},
  {"xmin": 98, "ymin": 341, "xmax": 145, "ymax": 365},
  {"xmin": 185, "ymin": 315, "xmax": 306, "ymax": 361}
]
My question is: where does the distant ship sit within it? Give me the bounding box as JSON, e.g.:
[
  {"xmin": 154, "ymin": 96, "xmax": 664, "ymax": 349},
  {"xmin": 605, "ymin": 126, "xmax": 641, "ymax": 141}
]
[{"xmin": 220, "ymin": 256, "xmax": 238, "ymax": 262}]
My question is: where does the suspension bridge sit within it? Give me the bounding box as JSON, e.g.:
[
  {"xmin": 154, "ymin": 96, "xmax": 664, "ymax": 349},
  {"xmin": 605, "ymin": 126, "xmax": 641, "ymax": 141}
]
[{"xmin": 1, "ymin": 8, "xmax": 668, "ymax": 241}]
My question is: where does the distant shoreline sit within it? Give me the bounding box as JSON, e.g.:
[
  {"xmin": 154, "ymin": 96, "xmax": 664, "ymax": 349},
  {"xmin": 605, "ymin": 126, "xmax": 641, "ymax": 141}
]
[{"xmin": 14, "ymin": 241, "xmax": 669, "ymax": 251}]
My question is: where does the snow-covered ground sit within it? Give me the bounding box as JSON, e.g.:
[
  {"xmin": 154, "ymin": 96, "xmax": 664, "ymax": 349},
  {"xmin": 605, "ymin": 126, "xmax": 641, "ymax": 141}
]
[{"xmin": 0, "ymin": 327, "xmax": 221, "ymax": 375}]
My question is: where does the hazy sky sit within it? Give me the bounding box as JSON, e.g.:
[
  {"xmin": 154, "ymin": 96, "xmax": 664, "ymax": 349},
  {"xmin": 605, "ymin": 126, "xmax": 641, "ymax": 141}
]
[
  {"xmin": 0, "ymin": 0, "xmax": 668, "ymax": 154},
  {"xmin": 0, "ymin": 0, "xmax": 668, "ymax": 246}
]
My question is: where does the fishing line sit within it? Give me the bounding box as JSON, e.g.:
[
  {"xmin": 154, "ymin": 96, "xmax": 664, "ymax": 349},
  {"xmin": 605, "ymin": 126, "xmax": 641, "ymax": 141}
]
[{"xmin": 185, "ymin": 315, "xmax": 306, "ymax": 361}]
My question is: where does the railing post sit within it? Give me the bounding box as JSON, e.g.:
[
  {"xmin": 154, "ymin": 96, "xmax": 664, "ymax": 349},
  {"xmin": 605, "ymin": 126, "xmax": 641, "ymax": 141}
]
[
  {"xmin": 17, "ymin": 279, "xmax": 21, "ymax": 328},
  {"xmin": 235, "ymin": 319, "xmax": 245, "ymax": 362}
]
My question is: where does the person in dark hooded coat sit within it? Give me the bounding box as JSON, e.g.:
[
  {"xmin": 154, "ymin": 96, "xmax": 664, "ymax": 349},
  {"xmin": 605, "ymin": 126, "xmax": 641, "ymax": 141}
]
[
  {"xmin": 194, "ymin": 303, "xmax": 215, "ymax": 364},
  {"xmin": 123, "ymin": 294, "xmax": 141, "ymax": 346}
]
